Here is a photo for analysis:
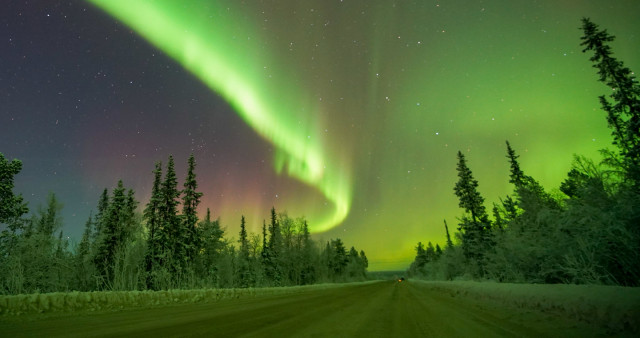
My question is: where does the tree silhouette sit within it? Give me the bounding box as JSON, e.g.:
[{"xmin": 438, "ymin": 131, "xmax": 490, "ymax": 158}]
[
  {"xmin": 144, "ymin": 161, "xmax": 163, "ymax": 288},
  {"xmin": 182, "ymin": 154, "xmax": 203, "ymax": 263},
  {"xmin": 454, "ymin": 151, "xmax": 492, "ymax": 271},
  {"xmin": 160, "ymin": 156, "xmax": 181, "ymax": 273},
  {"xmin": 581, "ymin": 17, "xmax": 640, "ymax": 187}
]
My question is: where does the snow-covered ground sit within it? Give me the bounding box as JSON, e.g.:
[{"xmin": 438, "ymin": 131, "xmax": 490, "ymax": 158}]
[
  {"xmin": 0, "ymin": 281, "xmax": 376, "ymax": 316},
  {"xmin": 1, "ymin": 280, "xmax": 638, "ymax": 336},
  {"xmin": 415, "ymin": 280, "xmax": 640, "ymax": 333},
  {"xmin": 2, "ymin": 279, "xmax": 638, "ymax": 334}
]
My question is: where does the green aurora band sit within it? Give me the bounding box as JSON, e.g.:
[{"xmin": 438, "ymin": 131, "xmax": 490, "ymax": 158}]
[
  {"xmin": 82, "ymin": 1, "xmax": 640, "ymax": 269},
  {"xmin": 87, "ymin": 0, "xmax": 351, "ymax": 232}
]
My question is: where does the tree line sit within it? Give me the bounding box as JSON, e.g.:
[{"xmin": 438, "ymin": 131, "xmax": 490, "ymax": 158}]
[
  {"xmin": 0, "ymin": 153, "xmax": 368, "ymax": 294},
  {"xmin": 409, "ymin": 18, "xmax": 639, "ymax": 286}
]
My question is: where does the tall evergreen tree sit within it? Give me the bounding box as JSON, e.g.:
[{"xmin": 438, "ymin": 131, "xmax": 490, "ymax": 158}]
[
  {"xmin": 346, "ymin": 246, "xmax": 366, "ymax": 278},
  {"xmin": 93, "ymin": 180, "xmax": 138, "ymax": 288},
  {"xmin": 435, "ymin": 244, "xmax": 443, "ymax": 259},
  {"xmin": 34, "ymin": 193, "xmax": 64, "ymax": 292},
  {"xmin": 454, "ymin": 152, "xmax": 489, "ymax": 225},
  {"xmin": 359, "ymin": 250, "xmax": 368, "ymax": 270},
  {"xmin": 123, "ymin": 189, "xmax": 138, "ymax": 242},
  {"xmin": 266, "ymin": 207, "xmax": 282, "ymax": 284},
  {"xmin": 36, "ymin": 193, "xmax": 63, "ymax": 237},
  {"xmin": 78, "ymin": 213, "xmax": 93, "ymax": 259},
  {"xmin": 239, "ymin": 215, "xmax": 249, "ymax": 258},
  {"xmin": 237, "ymin": 215, "xmax": 251, "ymax": 287},
  {"xmin": 453, "ymin": 151, "xmax": 492, "ymax": 266},
  {"xmin": 425, "ymin": 242, "xmax": 436, "ymax": 262},
  {"xmin": 300, "ymin": 220, "xmax": 315, "ymax": 284},
  {"xmin": 94, "ymin": 188, "xmax": 109, "ymax": 241},
  {"xmin": 328, "ymin": 238, "xmax": 348, "ymax": 278},
  {"xmin": 504, "ymin": 142, "xmax": 559, "ymax": 211},
  {"xmin": 182, "ymin": 154, "xmax": 202, "ymax": 263},
  {"xmin": 75, "ymin": 213, "xmax": 94, "ymax": 291},
  {"xmin": 492, "ymin": 204, "xmax": 504, "ymax": 231},
  {"xmin": 160, "ymin": 155, "xmax": 181, "ymax": 272},
  {"xmin": 412, "ymin": 242, "xmax": 428, "ymax": 271},
  {"xmin": 581, "ymin": 18, "xmax": 640, "ymax": 186},
  {"xmin": 144, "ymin": 162, "xmax": 163, "ymax": 288},
  {"xmin": 506, "ymin": 141, "xmax": 525, "ymax": 187},
  {"xmin": 198, "ymin": 208, "xmax": 224, "ymax": 280},
  {"xmin": 94, "ymin": 183, "xmax": 122, "ymax": 285},
  {"xmin": 261, "ymin": 219, "xmax": 268, "ymax": 264}
]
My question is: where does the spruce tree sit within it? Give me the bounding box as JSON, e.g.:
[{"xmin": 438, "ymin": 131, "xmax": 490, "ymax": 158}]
[
  {"xmin": 506, "ymin": 141, "xmax": 525, "ymax": 187},
  {"xmin": 322, "ymin": 241, "xmax": 332, "ymax": 280},
  {"xmin": 435, "ymin": 244, "xmax": 443, "ymax": 259},
  {"xmin": 426, "ymin": 242, "xmax": 436, "ymax": 262},
  {"xmin": 36, "ymin": 193, "xmax": 63, "ymax": 237},
  {"xmin": 453, "ymin": 151, "xmax": 491, "ymax": 266},
  {"xmin": 78, "ymin": 214, "xmax": 93, "ymax": 259},
  {"xmin": 160, "ymin": 155, "xmax": 181, "ymax": 273},
  {"xmin": 75, "ymin": 214, "xmax": 94, "ymax": 291},
  {"xmin": 328, "ymin": 238, "xmax": 348, "ymax": 279},
  {"xmin": 413, "ymin": 242, "xmax": 427, "ymax": 270},
  {"xmin": 300, "ymin": 220, "xmax": 315, "ymax": 284},
  {"xmin": 93, "ymin": 180, "xmax": 138, "ymax": 288},
  {"xmin": 123, "ymin": 188, "xmax": 138, "ymax": 242},
  {"xmin": 359, "ymin": 250, "xmax": 368, "ymax": 270},
  {"xmin": 492, "ymin": 204, "xmax": 504, "ymax": 231},
  {"xmin": 261, "ymin": 219, "xmax": 268, "ymax": 264},
  {"xmin": 581, "ymin": 18, "xmax": 640, "ymax": 186},
  {"xmin": 346, "ymin": 246, "xmax": 365, "ymax": 278},
  {"xmin": 94, "ymin": 182, "xmax": 124, "ymax": 285},
  {"xmin": 237, "ymin": 215, "xmax": 250, "ymax": 287},
  {"xmin": 267, "ymin": 207, "xmax": 280, "ymax": 253},
  {"xmin": 31, "ymin": 193, "xmax": 64, "ymax": 292},
  {"xmin": 504, "ymin": 142, "xmax": 559, "ymax": 211},
  {"xmin": 182, "ymin": 154, "xmax": 202, "ymax": 263},
  {"xmin": 266, "ymin": 207, "xmax": 282, "ymax": 284},
  {"xmin": 454, "ymin": 152, "xmax": 489, "ymax": 225},
  {"xmin": 144, "ymin": 162, "xmax": 163, "ymax": 287},
  {"xmin": 94, "ymin": 188, "xmax": 109, "ymax": 241},
  {"xmin": 239, "ymin": 215, "xmax": 249, "ymax": 257},
  {"xmin": 199, "ymin": 208, "xmax": 224, "ymax": 277}
]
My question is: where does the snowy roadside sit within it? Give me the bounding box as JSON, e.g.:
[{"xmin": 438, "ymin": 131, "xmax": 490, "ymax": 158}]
[
  {"xmin": 414, "ymin": 280, "xmax": 640, "ymax": 333},
  {"xmin": 0, "ymin": 281, "xmax": 377, "ymax": 316}
]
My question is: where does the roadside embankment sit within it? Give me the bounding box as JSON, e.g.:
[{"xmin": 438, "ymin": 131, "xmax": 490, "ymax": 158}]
[
  {"xmin": 415, "ymin": 280, "xmax": 640, "ymax": 333},
  {"xmin": 0, "ymin": 281, "xmax": 375, "ymax": 316}
]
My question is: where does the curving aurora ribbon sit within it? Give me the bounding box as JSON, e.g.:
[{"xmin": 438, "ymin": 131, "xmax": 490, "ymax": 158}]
[{"xmin": 87, "ymin": 0, "xmax": 351, "ymax": 232}]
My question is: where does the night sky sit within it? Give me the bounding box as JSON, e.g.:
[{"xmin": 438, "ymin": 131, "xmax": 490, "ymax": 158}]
[{"xmin": 2, "ymin": 1, "xmax": 639, "ymax": 270}]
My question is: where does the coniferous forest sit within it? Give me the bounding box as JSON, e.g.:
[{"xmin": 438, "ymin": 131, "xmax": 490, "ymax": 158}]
[
  {"xmin": 0, "ymin": 152, "xmax": 368, "ymax": 294},
  {"xmin": 409, "ymin": 19, "xmax": 640, "ymax": 286}
]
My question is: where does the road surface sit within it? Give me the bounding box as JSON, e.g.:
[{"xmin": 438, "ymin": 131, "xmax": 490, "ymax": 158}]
[{"xmin": 0, "ymin": 280, "xmax": 604, "ymax": 337}]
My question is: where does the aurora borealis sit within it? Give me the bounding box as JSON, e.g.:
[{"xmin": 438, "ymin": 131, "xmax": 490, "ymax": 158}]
[
  {"xmin": 2, "ymin": 1, "xmax": 639, "ymax": 270},
  {"xmin": 85, "ymin": 0, "xmax": 351, "ymax": 233}
]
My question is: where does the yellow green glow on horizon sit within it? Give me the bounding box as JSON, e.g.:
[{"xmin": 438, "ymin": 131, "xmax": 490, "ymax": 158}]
[{"xmin": 87, "ymin": 0, "xmax": 351, "ymax": 232}]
